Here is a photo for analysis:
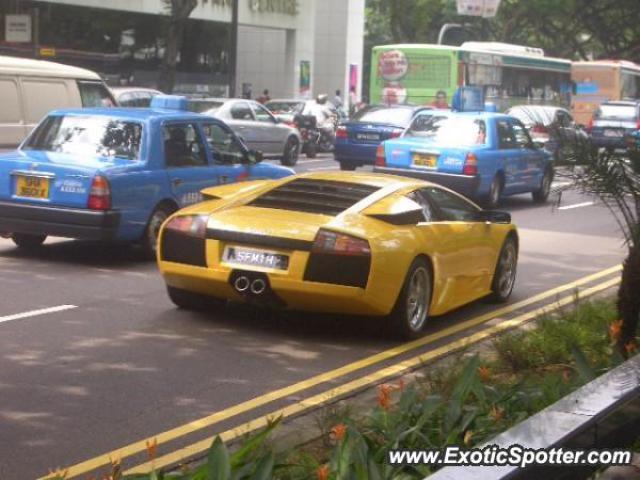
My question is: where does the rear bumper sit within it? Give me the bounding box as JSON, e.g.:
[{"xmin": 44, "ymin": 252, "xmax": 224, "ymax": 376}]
[
  {"xmin": 334, "ymin": 142, "xmax": 378, "ymax": 166},
  {"xmin": 374, "ymin": 166, "xmax": 481, "ymax": 196},
  {"xmin": 0, "ymin": 201, "xmax": 120, "ymax": 241},
  {"xmin": 591, "ymin": 136, "xmax": 628, "ymax": 149}
]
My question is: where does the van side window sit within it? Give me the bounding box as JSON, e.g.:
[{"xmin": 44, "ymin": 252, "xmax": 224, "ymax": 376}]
[
  {"xmin": 0, "ymin": 79, "xmax": 21, "ymax": 123},
  {"xmin": 78, "ymin": 81, "xmax": 115, "ymax": 108}
]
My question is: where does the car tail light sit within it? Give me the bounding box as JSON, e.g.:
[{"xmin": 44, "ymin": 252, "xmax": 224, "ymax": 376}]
[
  {"xmin": 336, "ymin": 126, "xmax": 348, "ymax": 139},
  {"xmin": 636, "ymin": 119, "xmax": 640, "ymax": 130},
  {"xmin": 531, "ymin": 123, "xmax": 548, "ymax": 134},
  {"xmin": 586, "ymin": 117, "xmax": 594, "ymax": 133},
  {"xmin": 375, "ymin": 144, "xmax": 386, "ymax": 166},
  {"xmin": 462, "ymin": 152, "xmax": 478, "ymax": 176},
  {"xmin": 87, "ymin": 175, "xmax": 111, "ymax": 210},
  {"xmin": 285, "ymin": 122, "xmax": 296, "ymax": 129},
  {"xmin": 165, "ymin": 215, "xmax": 208, "ymax": 238},
  {"xmin": 312, "ymin": 229, "xmax": 371, "ymax": 256},
  {"xmin": 389, "ymin": 129, "xmax": 402, "ymax": 138}
]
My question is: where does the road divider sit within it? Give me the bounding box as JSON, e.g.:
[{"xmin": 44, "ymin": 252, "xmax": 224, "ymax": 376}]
[
  {"xmin": 125, "ymin": 276, "xmax": 621, "ymax": 475},
  {"xmin": 0, "ymin": 305, "xmax": 77, "ymax": 325},
  {"xmin": 42, "ymin": 265, "xmax": 621, "ymax": 479}
]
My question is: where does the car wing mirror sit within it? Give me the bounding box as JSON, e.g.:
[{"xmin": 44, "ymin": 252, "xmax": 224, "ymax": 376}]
[
  {"xmin": 476, "ymin": 210, "xmax": 511, "ymax": 224},
  {"xmin": 245, "ymin": 149, "xmax": 263, "ymax": 164}
]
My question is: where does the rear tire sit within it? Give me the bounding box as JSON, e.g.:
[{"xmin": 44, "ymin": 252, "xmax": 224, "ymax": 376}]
[
  {"xmin": 305, "ymin": 142, "xmax": 317, "ymax": 158},
  {"xmin": 484, "ymin": 175, "xmax": 503, "ymax": 209},
  {"xmin": 388, "ymin": 258, "xmax": 432, "ymax": 339},
  {"xmin": 488, "ymin": 236, "xmax": 518, "ymax": 302},
  {"xmin": 167, "ymin": 286, "xmax": 226, "ymax": 311},
  {"xmin": 340, "ymin": 162, "xmax": 356, "ymax": 171},
  {"xmin": 11, "ymin": 233, "xmax": 46, "ymax": 249},
  {"xmin": 142, "ymin": 205, "xmax": 174, "ymax": 260},
  {"xmin": 281, "ymin": 137, "xmax": 300, "ymax": 166},
  {"xmin": 532, "ymin": 168, "xmax": 553, "ymax": 203}
]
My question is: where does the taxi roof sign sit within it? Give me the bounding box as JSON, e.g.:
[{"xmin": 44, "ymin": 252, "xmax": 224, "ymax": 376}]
[
  {"xmin": 150, "ymin": 95, "xmax": 188, "ymax": 111},
  {"xmin": 451, "ymin": 86, "xmax": 485, "ymax": 112}
]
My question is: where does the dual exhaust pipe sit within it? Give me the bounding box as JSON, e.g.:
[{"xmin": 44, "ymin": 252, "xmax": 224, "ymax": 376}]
[{"xmin": 234, "ymin": 275, "xmax": 267, "ymax": 295}]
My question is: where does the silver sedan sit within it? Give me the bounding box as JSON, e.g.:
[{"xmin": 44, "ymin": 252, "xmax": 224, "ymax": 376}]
[{"xmin": 188, "ymin": 98, "xmax": 302, "ymax": 166}]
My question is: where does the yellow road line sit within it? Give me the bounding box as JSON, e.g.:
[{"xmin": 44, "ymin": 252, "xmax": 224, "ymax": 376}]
[
  {"xmin": 126, "ymin": 276, "xmax": 621, "ymax": 474},
  {"xmin": 42, "ymin": 264, "xmax": 621, "ymax": 479}
]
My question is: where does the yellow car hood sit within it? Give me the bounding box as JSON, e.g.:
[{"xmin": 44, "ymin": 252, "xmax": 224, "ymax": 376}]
[{"xmin": 207, "ymin": 206, "xmax": 333, "ymax": 242}]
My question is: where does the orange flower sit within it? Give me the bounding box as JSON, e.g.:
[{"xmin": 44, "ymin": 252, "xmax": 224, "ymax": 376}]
[
  {"xmin": 477, "ymin": 366, "xmax": 491, "ymax": 382},
  {"xmin": 377, "ymin": 384, "xmax": 394, "ymax": 410},
  {"xmin": 316, "ymin": 464, "xmax": 330, "ymax": 480},
  {"xmin": 330, "ymin": 423, "xmax": 347, "ymax": 442},
  {"xmin": 489, "ymin": 405, "xmax": 505, "ymax": 422},
  {"xmin": 562, "ymin": 369, "xmax": 571, "ymax": 383},
  {"xmin": 625, "ymin": 341, "xmax": 637, "ymax": 354},
  {"xmin": 609, "ymin": 319, "xmax": 623, "ymax": 342},
  {"xmin": 463, "ymin": 430, "xmax": 474, "ymax": 445},
  {"xmin": 145, "ymin": 438, "xmax": 158, "ymax": 461}
]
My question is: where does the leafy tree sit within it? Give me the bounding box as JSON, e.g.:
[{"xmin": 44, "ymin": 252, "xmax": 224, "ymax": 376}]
[{"xmin": 159, "ymin": 0, "xmax": 199, "ymax": 93}]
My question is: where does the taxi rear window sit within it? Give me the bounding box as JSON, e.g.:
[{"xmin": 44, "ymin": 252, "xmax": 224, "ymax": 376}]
[{"xmin": 25, "ymin": 115, "xmax": 143, "ymax": 160}]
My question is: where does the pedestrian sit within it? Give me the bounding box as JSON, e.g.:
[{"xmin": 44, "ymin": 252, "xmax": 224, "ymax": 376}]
[
  {"xmin": 257, "ymin": 89, "xmax": 270, "ymax": 104},
  {"xmin": 333, "ymin": 89, "xmax": 343, "ymax": 109},
  {"xmin": 430, "ymin": 90, "xmax": 449, "ymax": 109}
]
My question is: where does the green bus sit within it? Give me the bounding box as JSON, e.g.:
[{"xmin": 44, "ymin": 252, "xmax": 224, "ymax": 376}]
[{"xmin": 370, "ymin": 42, "xmax": 572, "ymax": 110}]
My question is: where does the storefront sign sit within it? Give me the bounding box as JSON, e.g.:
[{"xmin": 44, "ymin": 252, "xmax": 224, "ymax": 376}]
[
  {"xmin": 248, "ymin": 0, "xmax": 299, "ymax": 16},
  {"xmin": 5, "ymin": 14, "xmax": 32, "ymax": 43}
]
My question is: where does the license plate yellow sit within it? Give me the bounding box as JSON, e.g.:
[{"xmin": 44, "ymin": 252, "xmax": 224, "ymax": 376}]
[
  {"xmin": 412, "ymin": 153, "xmax": 437, "ymax": 167},
  {"xmin": 16, "ymin": 176, "xmax": 50, "ymax": 199}
]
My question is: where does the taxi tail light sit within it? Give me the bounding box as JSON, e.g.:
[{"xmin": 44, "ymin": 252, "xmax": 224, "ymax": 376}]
[
  {"xmin": 165, "ymin": 215, "xmax": 208, "ymax": 238},
  {"xmin": 336, "ymin": 126, "xmax": 348, "ymax": 139},
  {"xmin": 87, "ymin": 175, "xmax": 111, "ymax": 210},
  {"xmin": 531, "ymin": 123, "xmax": 548, "ymax": 134},
  {"xmin": 389, "ymin": 129, "xmax": 402, "ymax": 138},
  {"xmin": 312, "ymin": 229, "xmax": 371, "ymax": 256},
  {"xmin": 462, "ymin": 152, "xmax": 478, "ymax": 176},
  {"xmin": 586, "ymin": 117, "xmax": 594, "ymax": 133},
  {"xmin": 375, "ymin": 144, "xmax": 386, "ymax": 166}
]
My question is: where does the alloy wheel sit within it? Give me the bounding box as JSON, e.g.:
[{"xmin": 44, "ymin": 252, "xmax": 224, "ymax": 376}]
[{"xmin": 406, "ymin": 266, "xmax": 430, "ymax": 331}]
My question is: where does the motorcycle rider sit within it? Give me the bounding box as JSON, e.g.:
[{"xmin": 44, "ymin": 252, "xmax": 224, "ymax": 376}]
[{"xmin": 305, "ymin": 94, "xmax": 336, "ymax": 146}]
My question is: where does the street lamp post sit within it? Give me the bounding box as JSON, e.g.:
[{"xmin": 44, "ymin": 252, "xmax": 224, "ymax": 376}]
[
  {"xmin": 229, "ymin": 0, "xmax": 239, "ymax": 98},
  {"xmin": 437, "ymin": 23, "xmax": 464, "ymax": 45}
]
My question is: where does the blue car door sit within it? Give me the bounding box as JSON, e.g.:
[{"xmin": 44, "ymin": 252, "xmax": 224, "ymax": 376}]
[
  {"xmin": 200, "ymin": 121, "xmax": 251, "ymax": 184},
  {"xmin": 509, "ymin": 118, "xmax": 546, "ymax": 190},
  {"xmin": 163, "ymin": 122, "xmax": 220, "ymax": 207},
  {"xmin": 494, "ymin": 118, "xmax": 526, "ymax": 193}
]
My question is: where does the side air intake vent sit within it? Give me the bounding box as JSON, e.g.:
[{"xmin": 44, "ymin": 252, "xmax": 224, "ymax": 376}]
[{"xmin": 249, "ymin": 179, "xmax": 379, "ymax": 216}]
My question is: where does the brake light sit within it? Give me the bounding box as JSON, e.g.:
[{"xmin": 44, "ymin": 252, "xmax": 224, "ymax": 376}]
[
  {"xmin": 312, "ymin": 229, "xmax": 370, "ymax": 256},
  {"xmin": 636, "ymin": 119, "xmax": 640, "ymax": 130},
  {"xmin": 531, "ymin": 123, "xmax": 548, "ymax": 134},
  {"xmin": 586, "ymin": 117, "xmax": 594, "ymax": 133},
  {"xmin": 336, "ymin": 126, "xmax": 348, "ymax": 139},
  {"xmin": 375, "ymin": 144, "xmax": 386, "ymax": 166},
  {"xmin": 390, "ymin": 129, "xmax": 402, "ymax": 138},
  {"xmin": 165, "ymin": 215, "xmax": 207, "ymax": 238},
  {"xmin": 87, "ymin": 175, "xmax": 111, "ymax": 210},
  {"xmin": 462, "ymin": 152, "xmax": 478, "ymax": 176}
]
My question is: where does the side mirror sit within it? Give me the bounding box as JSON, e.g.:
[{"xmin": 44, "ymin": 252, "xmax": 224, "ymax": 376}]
[
  {"xmin": 475, "ymin": 210, "xmax": 511, "ymax": 224},
  {"xmin": 245, "ymin": 149, "xmax": 263, "ymax": 164}
]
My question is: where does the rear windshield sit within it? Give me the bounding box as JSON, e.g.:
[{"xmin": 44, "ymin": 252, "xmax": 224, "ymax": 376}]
[
  {"xmin": 188, "ymin": 101, "xmax": 223, "ymax": 114},
  {"xmin": 351, "ymin": 106, "xmax": 416, "ymax": 126},
  {"xmin": 265, "ymin": 102, "xmax": 304, "ymax": 114},
  {"xmin": 404, "ymin": 115, "xmax": 487, "ymax": 146},
  {"xmin": 507, "ymin": 107, "xmax": 557, "ymax": 127},
  {"xmin": 24, "ymin": 115, "xmax": 143, "ymax": 160},
  {"xmin": 596, "ymin": 105, "xmax": 637, "ymax": 120},
  {"xmin": 77, "ymin": 81, "xmax": 116, "ymax": 108}
]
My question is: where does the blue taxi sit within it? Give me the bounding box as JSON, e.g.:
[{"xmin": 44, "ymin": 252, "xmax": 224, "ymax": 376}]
[
  {"xmin": 374, "ymin": 110, "xmax": 554, "ymax": 207},
  {"xmin": 0, "ymin": 96, "xmax": 294, "ymax": 256}
]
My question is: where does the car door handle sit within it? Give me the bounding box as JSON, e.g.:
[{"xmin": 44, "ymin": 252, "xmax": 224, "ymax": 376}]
[{"xmin": 172, "ymin": 178, "xmax": 183, "ymax": 187}]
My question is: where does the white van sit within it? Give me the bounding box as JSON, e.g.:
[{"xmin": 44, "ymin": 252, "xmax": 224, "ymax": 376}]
[{"xmin": 0, "ymin": 56, "xmax": 116, "ymax": 148}]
